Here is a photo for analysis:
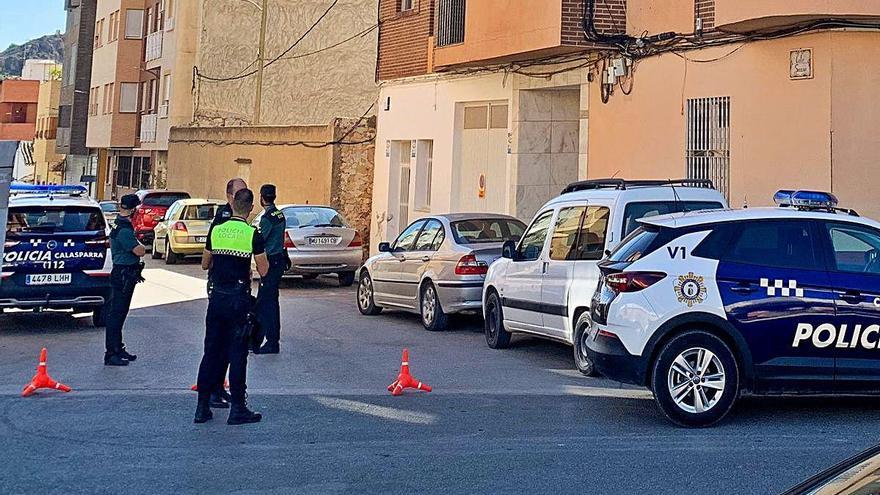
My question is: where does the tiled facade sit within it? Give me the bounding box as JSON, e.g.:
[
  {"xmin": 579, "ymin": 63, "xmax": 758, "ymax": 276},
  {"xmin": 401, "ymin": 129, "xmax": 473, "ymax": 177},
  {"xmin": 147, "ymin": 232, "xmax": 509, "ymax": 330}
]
[{"xmin": 695, "ymin": 0, "xmax": 715, "ymax": 30}]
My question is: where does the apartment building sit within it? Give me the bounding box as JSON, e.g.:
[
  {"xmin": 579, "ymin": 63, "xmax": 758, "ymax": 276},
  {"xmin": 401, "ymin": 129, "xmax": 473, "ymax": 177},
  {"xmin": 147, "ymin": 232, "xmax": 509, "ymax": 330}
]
[
  {"xmin": 85, "ymin": 0, "xmax": 196, "ymax": 200},
  {"xmin": 0, "ymin": 79, "xmax": 40, "ymax": 142},
  {"xmin": 33, "ymin": 80, "xmax": 65, "ymax": 185},
  {"xmin": 58, "ymin": 0, "xmax": 97, "ymax": 193},
  {"xmin": 372, "ymin": 0, "xmax": 880, "ymax": 249}
]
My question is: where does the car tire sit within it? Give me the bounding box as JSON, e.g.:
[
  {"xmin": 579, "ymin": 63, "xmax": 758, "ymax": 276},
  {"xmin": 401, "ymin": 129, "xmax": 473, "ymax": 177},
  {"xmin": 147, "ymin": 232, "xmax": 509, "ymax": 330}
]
[
  {"xmin": 338, "ymin": 271, "xmax": 356, "ymax": 287},
  {"xmin": 165, "ymin": 239, "xmax": 179, "ymax": 265},
  {"xmin": 573, "ymin": 311, "xmax": 598, "ymax": 377},
  {"xmin": 420, "ymin": 282, "xmax": 448, "ymax": 332},
  {"xmin": 357, "ymin": 272, "xmax": 382, "ymax": 315},
  {"xmin": 484, "ymin": 291, "xmax": 511, "ymax": 349},
  {"xmin": 151, "ymin": 238, "xmax": 162, "ymax": 259},
  {"xmin": 650, "ymin": 330, "xmax": 739, "ymax": 428},
  {"xmin": 92, "ymin": 304, "xmax": 107, "ymax": 327}
]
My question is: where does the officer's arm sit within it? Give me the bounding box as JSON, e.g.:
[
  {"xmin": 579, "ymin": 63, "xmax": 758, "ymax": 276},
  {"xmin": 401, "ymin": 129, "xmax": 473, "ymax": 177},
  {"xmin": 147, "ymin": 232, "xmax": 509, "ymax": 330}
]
[
  {"xmin": 259, "ymin": 215, "xmax": 272, "ymax": 240},
  {"xmin": 132, "ymin": 244, "xmax": 146, "ymax": 257},
  {"xmin": 201, "ymin": 250, "xmax": 213, "ymax": 271},
  {"xmin": 254, "ymin": 252, "xmax": 269, "ymax": 278},
  {"xmin": 122, "ymin": 230, "xmax": 145, "ymax": 257}
]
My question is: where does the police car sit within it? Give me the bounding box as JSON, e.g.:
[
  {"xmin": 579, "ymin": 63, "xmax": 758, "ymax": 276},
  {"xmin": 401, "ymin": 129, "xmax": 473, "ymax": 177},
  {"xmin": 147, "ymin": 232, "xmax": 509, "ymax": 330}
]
[
  {"xmin": 1, "ymin": 184, "xmax": 112, "ymax": 326},
  {"xmin": 587, "ymin": 190, "xmax": 880, "ymax": 427}
]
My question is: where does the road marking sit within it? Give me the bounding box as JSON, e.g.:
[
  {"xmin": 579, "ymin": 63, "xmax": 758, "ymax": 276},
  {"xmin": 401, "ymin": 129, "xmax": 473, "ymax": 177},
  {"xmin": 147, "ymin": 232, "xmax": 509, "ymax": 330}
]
[
  {"xmin": 311, "ymin": 396, "xmax": 438, "ymax": 425},
  {"xmin": 130, "ymin": 269, "xmax": 208, "ymax": 310}
]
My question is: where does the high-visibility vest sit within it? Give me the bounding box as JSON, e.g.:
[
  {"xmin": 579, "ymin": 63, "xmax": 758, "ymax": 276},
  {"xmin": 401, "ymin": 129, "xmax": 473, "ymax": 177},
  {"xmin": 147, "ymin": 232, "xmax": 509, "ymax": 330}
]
[{"xmin": 210, "ymin": 219, "xmax": 254, "ymax": 258}]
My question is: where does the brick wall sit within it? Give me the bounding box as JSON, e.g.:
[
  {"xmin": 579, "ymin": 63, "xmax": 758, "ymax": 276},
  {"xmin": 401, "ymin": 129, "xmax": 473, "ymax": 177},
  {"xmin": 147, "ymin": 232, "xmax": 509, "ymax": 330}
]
[
  {"xmin": 377, "ymin": 0, "xmax": 434, "ymax": 80},
  {"xmin": 562, "ymin": 0, "xmax": 627, "ymax": 47},
  {"xmin": 330, "ymin": 116, "xmax": 376, "ymax": 260},
  {"xmin": 695, "ymin": 0, "xmax": 715, "ymax": 31}
]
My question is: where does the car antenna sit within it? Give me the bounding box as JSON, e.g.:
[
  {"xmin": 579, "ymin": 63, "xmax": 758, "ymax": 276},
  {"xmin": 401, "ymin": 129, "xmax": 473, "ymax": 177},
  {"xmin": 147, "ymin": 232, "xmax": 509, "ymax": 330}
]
[
  {"xmin": 669, "ymin": 179, "xmax": 682, "ymax": 209},
  {"xmin": 610, "ymin": 170, "xmax": 621, "ymax": 179}
]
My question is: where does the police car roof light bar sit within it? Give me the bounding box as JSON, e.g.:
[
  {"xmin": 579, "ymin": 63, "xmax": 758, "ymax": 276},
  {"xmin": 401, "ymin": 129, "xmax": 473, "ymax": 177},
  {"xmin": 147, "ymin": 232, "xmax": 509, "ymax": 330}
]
[
  {"xmin": 10, "ymin": 183, "xmax": 88, "ymax": 197},
  {"xmin": 562, "ymin": 178, "xmax": 715, "ymax": 194},
  {"xmin": 773, "ymin": 189, "xmax": 858, "ymax": 216}
]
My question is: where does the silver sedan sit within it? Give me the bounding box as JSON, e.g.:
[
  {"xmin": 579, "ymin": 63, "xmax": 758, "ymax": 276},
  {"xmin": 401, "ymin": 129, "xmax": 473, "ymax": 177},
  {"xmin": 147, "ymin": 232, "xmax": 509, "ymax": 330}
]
[{"xmin": 357, "ymin": 214, "xmax": 526, "ymax": 331}]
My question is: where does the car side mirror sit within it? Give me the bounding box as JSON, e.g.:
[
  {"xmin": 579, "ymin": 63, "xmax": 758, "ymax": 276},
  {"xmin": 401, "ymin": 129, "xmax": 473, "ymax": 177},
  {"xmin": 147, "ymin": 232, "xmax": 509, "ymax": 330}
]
[
  {"xmin": 502, "ymin": 240, "xmax": 517, "ymax": 260},
  {"xmin": 604, "ymin": 249, "xmax": 612, "ymax": 258},
  {"xmin": 378, "ymin": 242, "xmax": 391, "ymax": 253}
]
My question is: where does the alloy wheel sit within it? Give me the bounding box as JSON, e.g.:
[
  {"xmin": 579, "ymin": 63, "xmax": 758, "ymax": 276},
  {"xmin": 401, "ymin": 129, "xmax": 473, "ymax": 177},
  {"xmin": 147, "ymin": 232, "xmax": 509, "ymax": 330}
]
[
  {"xmin": 422, "ymin": 286, "xmax": 436, "ymax": 325},
  {"xmin": 358, "ymin": 276, "xmax": 373, "ymax": 310},
  {"xmin": 667, "ymin": 347, "xmax": 726, "ymax": 414}
]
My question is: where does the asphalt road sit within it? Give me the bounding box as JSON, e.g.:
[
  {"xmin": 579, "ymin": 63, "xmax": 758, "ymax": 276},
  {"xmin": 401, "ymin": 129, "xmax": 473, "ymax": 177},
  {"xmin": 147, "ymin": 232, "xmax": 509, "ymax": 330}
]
[{"xmin": 1, "ymin": 258, "xmax": 878, "ymax": 494}]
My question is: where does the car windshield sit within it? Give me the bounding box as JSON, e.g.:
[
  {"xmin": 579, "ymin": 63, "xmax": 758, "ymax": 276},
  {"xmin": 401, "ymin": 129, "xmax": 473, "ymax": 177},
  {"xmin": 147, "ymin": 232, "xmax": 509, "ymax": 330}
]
[
  {"xmin": 182, "ymin": 204, "xmax": 218, "ymax": 221},
  {"xmin": 6, "ymin": 206, "xmax": 106, "ymax": 236},
  {"xmin": 283, "ymin": 207, "xmax": 350, "ymax": 228},
  {"xmin": 100, "ymin": 202, "xmax": 118, "ymax": 213},
  {"xmin": 451, "ymin": 218, "xmax": 526, "ymax": 244},
  {"xmin": 142, "ymin": 193, "xmax": 190, "ymax": 207}
]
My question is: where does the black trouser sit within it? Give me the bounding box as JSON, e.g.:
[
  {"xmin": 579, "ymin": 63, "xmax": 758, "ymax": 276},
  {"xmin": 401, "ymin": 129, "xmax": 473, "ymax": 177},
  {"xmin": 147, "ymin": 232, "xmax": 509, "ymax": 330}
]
[
  {"xmin": 255, "ymin": 255, "xmax": 285, "ymax": 347},
  {"xmin": 197, "ymin": 287, "xmax": 251, "ymax": 404},
  {"xmin": 105, "ymin": 265, "xmax": 138, "ymax": 354}
]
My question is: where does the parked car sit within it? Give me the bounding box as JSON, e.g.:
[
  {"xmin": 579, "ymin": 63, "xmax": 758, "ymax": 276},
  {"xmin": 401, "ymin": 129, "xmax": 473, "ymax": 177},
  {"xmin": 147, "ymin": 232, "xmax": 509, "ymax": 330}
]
[
  {"xmin": 151, "ymin": 199, "xmax": 221, "ymax": 264},
  {"xmin": 99, "ymin": 200, "xmax": 119, "ymax": 224},
  {"xmin": 1, "ymin": 184, "xmax": 112, "ymax": 326},
  {"xmin": 482, "ymin": 179, "xmax": 727, "ymax": 375},
  {"xmin": 251, "ymin": 205, "xmax": 363, "ymax": 286},
  {"xmin": 132, "ymin": 190, "xmax": 191, "ymax": 246},
  {"xmin": 782, "ymin": 442, "xmax": 880, "ymax": 494},
  {"xmin": 587, "ymin": 190, "xmax": 880, "ymax": 427},
  {"xmin": 358, "ymin": 214, "xmax": 527, "ymax": 331}
]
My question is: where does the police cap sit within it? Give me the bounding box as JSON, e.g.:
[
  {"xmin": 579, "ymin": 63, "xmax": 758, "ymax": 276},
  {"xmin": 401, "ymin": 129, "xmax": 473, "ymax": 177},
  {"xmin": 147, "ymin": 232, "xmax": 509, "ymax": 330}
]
[{"xmin": 120, "ymin": 194, "xmax": 141, "ymax": 209}]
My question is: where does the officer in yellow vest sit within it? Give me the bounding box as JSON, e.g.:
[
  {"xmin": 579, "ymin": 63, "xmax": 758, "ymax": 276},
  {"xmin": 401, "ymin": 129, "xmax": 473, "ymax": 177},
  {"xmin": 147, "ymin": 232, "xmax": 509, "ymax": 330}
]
[{"xmin": 195, "ymin": 188, "xmax": 269, "ymax": 425}]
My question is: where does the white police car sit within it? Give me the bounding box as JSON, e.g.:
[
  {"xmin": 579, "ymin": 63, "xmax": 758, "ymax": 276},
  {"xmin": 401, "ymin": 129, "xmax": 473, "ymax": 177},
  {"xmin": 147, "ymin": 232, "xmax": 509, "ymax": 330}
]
[
  {"xmin": 1, "ymin": 184, "xmax": 112, "ymax": 326},
  {"xmin": 587, "ymin": 190, "xmax": 880, "ymax": 427}
]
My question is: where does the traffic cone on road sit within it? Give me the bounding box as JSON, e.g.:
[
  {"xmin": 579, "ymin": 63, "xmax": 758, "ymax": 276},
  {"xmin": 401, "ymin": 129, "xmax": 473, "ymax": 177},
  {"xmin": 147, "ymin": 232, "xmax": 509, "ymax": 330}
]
[
  {"xmin": 387, "ymin": 348, "xmax": 431, "ymax": 396},
  {"xmin": 21, "ymin": 348, "xmax": 71, "ymax": 397}
]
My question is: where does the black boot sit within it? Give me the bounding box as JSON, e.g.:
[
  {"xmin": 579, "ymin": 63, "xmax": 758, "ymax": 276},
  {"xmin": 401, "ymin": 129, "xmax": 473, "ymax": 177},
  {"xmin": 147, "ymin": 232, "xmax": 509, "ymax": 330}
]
[
  {"xmin": 257, "ymin": 343, "xmax": 279, "ymax": 354},
  {"xmin": 227, "ymin": 399, "xmax": 262, "ymax": 425},
  {"xmin": 209, "ymin": 391, "xmax": 230, "ymax": 409},
  {"xmin": 104, "ymin": 352, "xmax": 129, "ymax": 366},
  {"xmin": 194, "ymin": 398, "xmax": 213, "ymax": 424},
  {"xmin": 118, "ymin": 345, "xmax": 137, "ymax": 361}
]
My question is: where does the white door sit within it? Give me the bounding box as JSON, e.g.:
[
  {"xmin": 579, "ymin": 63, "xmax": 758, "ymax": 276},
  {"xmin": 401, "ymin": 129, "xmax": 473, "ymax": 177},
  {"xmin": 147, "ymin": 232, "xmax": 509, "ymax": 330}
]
[
  {"xmin": 501, "ymin": 209, "xmax": 555, "ymax": 330},
  {"xmin": 457, "ymin": 103, "xmax": 508, "ymax": 213}
]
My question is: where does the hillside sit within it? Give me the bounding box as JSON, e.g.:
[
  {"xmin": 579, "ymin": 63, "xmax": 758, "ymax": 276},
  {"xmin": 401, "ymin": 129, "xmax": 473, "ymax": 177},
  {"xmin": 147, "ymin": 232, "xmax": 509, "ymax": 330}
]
[{"xmin": 0, "ymin": 33, "xmax": 64, "ymax": 78}]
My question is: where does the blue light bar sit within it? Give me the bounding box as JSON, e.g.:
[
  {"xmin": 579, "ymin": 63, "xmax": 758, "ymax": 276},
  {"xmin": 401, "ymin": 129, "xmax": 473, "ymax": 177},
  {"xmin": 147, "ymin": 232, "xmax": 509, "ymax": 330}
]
[
  {"xmin": 773, "ymin": 189, "xmax": 838, "ymax": 208},
  {"xmin": 10, "ymin": 183, "xmax": 88, "ymax": 196}
]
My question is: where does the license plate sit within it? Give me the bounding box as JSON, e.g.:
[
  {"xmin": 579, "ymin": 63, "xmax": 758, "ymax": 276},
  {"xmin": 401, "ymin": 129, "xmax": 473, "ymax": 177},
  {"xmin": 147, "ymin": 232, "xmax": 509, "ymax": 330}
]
[
  {"xmin": 26, "ymin": 273, "xmax": 72, "ymax": 286},
  {"xmin": 308, "ymin": 236, "xmax": 339, "ymax": 246},
  {"xmin": 196, "ymin": 236, "xmax": 207, "ymax": 243}
]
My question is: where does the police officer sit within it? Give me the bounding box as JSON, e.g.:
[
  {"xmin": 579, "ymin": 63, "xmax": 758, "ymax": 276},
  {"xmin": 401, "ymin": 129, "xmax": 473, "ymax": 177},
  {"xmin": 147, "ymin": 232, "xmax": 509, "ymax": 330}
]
[
  {"xmin": 253, "ymin": 184, "xmax": 286, "ymax": 354},
  {"xmin": 205, "ymin": 177, "xmax": 247, "ymax": 407},
  {"xmin": 195, "ymin": 188, "xmax": 268, "ymax": 425},
  {"xmin": 105, "ymin": 194, "xmax": 146, "ymax": 366}
]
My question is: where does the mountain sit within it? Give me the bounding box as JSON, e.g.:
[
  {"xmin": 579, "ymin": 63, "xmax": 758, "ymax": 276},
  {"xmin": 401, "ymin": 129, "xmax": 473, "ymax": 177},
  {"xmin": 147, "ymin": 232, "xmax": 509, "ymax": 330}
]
[{"xmin": 0, "ymin": 33, "xmax": 64, "ymax": 79}]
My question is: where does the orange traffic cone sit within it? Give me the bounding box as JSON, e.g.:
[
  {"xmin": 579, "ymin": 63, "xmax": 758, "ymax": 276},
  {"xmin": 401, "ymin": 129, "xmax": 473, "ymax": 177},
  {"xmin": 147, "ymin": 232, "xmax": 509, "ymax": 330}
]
[
  {"xmin": 21, "ymin": 348, "xmax": 71, "ymax": 397},
  {"xmin": 387, "ymin": 348, "xmax": 431, "ymax": 396}
]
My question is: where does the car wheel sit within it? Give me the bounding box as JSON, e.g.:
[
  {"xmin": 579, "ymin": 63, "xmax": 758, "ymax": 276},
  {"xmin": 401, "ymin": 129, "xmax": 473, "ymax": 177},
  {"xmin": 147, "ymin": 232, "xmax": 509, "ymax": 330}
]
[
  {"xmin": 484, "ymin": 291, "xmax": 511, "ymax": 349},
  {"xmin": 420, "ymin": 282, "xmax": 448, "ymax": 332},
  {"xmin": 573, "ymin": 311, "xmax": 598, "ymax": 376},
  {"xmin": 92, "ymin": 304, "xmax": 107, "ymax": 327},
  {"xmin": 357, "ymin": 272, "xmax": 382, "ymax": 315},
  {"xmin": 165, "ymin": 239, "xmax": 179, "ymax": 265},
  {"xmin": 151, "ymin": 238, "xmax": 162, "ymax": 259},
  {"xmin": 338, "ymin": 271, "xmax": 356, "ymax": 287},
  {"xmin": 651, "ymin": 330, "xmax": 739, "ymax": 428}
]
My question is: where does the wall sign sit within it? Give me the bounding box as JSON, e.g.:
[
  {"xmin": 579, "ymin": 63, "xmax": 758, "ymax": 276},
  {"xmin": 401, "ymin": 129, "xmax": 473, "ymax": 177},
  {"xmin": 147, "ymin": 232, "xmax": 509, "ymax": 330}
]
[
  {"xmin": 478, "ymin": 173, "xmax": 486, "ymax": 198},
  {"xmin": 790, "ymin": 49, "xmax": 813, "ymax": 80}
]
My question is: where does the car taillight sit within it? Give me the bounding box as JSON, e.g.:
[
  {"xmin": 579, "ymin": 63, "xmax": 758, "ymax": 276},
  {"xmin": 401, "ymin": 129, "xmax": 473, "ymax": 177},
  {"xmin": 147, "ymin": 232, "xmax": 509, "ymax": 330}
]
[
  {"xmin": 85, "ymin": 237, "xmax": 110, "ymax": 248},
  {"xmin": 283, "ymin": 232, "xmax": 296, "ymax": 248},
  {"xmin": 605, "ymin": 271, "xmax": 666, "ymax": 293},
  {"xmin": 348, "ymin": 231, "xmax": 363, "ymax": 248},
  {"xmin": 455, "ymin": 254, "xmax": 488, "ymax": 276},
  {"xmin": 173, "ymin": 222, "xmax": 188, "ymax": 233}
]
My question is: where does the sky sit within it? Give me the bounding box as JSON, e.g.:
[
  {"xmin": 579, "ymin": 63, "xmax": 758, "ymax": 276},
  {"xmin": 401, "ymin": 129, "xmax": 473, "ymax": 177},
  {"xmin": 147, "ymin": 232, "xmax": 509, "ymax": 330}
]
[{"xmin": 0, "ymin": 0, "xmax": 67, "ymax": 50}]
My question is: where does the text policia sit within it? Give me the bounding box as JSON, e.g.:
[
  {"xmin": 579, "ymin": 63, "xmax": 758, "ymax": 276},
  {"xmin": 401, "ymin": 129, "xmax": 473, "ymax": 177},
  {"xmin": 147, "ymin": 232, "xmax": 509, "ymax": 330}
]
[{"xmin": 793, "ymin": 323, "xmax": 880, "ymax": 350}]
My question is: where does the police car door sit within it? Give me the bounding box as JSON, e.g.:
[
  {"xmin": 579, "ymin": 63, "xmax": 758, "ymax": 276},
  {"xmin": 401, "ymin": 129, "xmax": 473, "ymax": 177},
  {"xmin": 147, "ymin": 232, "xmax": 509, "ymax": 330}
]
[
  {"xmin": 820, "ymin": 221, "xmax": 880, "ymax": 391},
  {"xmin": 712, "ymin": 220, "xmax": 835, "ymax": 392}
]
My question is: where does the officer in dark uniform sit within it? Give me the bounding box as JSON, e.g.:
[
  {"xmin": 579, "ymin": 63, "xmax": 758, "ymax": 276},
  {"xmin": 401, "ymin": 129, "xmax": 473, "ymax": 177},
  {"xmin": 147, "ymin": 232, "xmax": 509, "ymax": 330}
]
[
  {"xmin": 204, "ymin": 177, "xmax": 247, "ymax": 407},
  {"xmin": 195, "ymin": 188, "xmax": 269, "ymax": 425},
  {"xmin": 253, "ymin": 184, "xmax": 287, "ymax": 354},
  {"xmin": 105, "ymin": 194, "xmax": 146, "ymax": 366}
]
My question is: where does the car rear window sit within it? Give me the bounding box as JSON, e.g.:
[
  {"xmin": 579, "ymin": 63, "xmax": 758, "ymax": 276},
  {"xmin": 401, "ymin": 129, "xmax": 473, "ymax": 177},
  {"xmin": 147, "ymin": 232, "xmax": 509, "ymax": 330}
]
[
  {"xmin": 182, "ymin": 204, "xmax": 218, "ymax": 221},
  {"xmin": 621, "ymin": 201, "xmax": 724, "ymax": 237},
  {"xmin": 608, "ymin": 225, "xmax": 661, "ymax": 263},
  {"xmin": 100, "ymin": 202, "xmax": 118, "ymax": 213},
  {"xmin": 284, "ymin": 207, "xmax": 350, "ymax": 228},
  {"xmin": 142, "ymin": 193, "xmax": 190, "ymax": 207},
  {"xmin": 451, "ymin": 218, "xmax": 526, "ymax": 244},
  {"xmin": 6, "ymin": 206, "xmax": 106, "ymax": 236}
]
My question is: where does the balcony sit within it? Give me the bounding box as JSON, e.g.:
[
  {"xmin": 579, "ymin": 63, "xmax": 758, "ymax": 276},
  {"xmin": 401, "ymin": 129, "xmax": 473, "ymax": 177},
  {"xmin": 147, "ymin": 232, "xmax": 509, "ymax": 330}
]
[
  {"xmin": 140, "ymin": 113, "xmax": 158, "ymax": 143},
  {"xmin": 0, "ymin": 122, "xmax": 37, "ymax": 141},
  {"xmin": 714, "ymin": 0, "xmax": 880, "ymax": 32},
  {"xmin": 436, "ymin": 0, "xmax": 466, "ymax": 47},
  {"xmin": 145, "ymin": 31, "xmax": 163, "ymax": 62}
]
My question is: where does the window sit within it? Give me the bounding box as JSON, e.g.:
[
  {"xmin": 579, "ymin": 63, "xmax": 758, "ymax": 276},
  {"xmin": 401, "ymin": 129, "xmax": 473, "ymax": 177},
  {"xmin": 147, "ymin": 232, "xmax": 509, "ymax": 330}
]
[
  {"xmin": 825, "ymin": 223, "xmax": 880, "ymax": 274},
  {"xmin": 463, "ymin": 106, "xmax": 488, "ymax": 130},
  {"xmin": 549, "ymin": 206, "xmax": 610, "ymax": 261},
  {"xmin": 401, "ymin": 0, "xmax": 415, "ymax": 11},
  {"xmin": 716, "ymin": 221, "xmax": 820, "ymax": 270},
  {"xmin": 686, "ymin": 96, "xmax": 731, "ymax": 200},
  {"xmin": 609, "ymin": 226, "xmax": 661, "ymax": 263},
  {"xmin": 490, "ymin": 104, "xmax": 508, "ymax": 129},
  {"xmin": 283, "ymin": 207, "xmax": 349, "ymax": 228},
  {"xmin": 451, "ymin": 218, "xmax": 525, "ymax": 245},
  {"xmin": 125, "ymin": 9, "xmax": 145, "ymax": 39},
  {"xmin": 94, "ymin": 18, "xmax": 104, "ymax": 47},
  {"xmin": 550, "ymin": 207, "xmax": 585, "ymax": 261},
  {"xmin": 138, "ymin": 157, "xmax": 152, "ymax": 189},
  {"xmin": 413, "ymin": 220, "xmax": 444, "ymax": 251},
  {"xmin": 142, "ymin": 191, "xmax": 190, "ymax": 207},
  {"xmin": 517, "ymin": 210, "xmax": 554, "ymax": 261},
  {"xmin": 162, "ymin": 73, "xmax": 172, "ymax": 103},
  {"xmin": 182, "ymin": 204, "xmax": 219, "ymax": 221},
  {"xmin": 393, "ymin": 220, "xmax": 426, "ymax": 252},
  {"xmin": 621, "ymin": 200, "xmax": 724, "ymax": 237},
  {"xmin": 6, "ymin": 206, "xmax": 105, "ymax": 236},
  {"xmin": 108, "ymin": 11, "xmax": 119, "ymax": 42},
  {"xmin": 116, "ymin": 156, "xmax": 132, "ymax": 187},
  {"xmin": 119, "ymin": 83, "xmax": 139, "ymax": 113},
  {"xmin": 9, "ymin": 103, "xmax": 27, "ymax": 124},
  {"xmin": 413, "ymin": 140, "xmax": 432, "ymax": 211}
]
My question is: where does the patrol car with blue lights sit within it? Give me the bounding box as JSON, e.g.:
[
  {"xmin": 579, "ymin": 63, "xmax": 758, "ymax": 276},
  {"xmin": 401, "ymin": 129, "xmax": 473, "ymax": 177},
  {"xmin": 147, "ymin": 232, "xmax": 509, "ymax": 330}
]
[
  {"xmin": 1, "ymin": 184, "xmax": 112, "ymax": 326},
  {"xmin": 587, "ymin": 190, "xmax": 880, "ymax": 427}
]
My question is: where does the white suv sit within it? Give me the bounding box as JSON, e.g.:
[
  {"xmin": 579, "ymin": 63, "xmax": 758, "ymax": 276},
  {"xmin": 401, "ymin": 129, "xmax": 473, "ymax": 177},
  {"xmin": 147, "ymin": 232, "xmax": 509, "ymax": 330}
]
[{"xmin": 482, "ymin": 179, "xmax": 727, "ymax": 375}]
